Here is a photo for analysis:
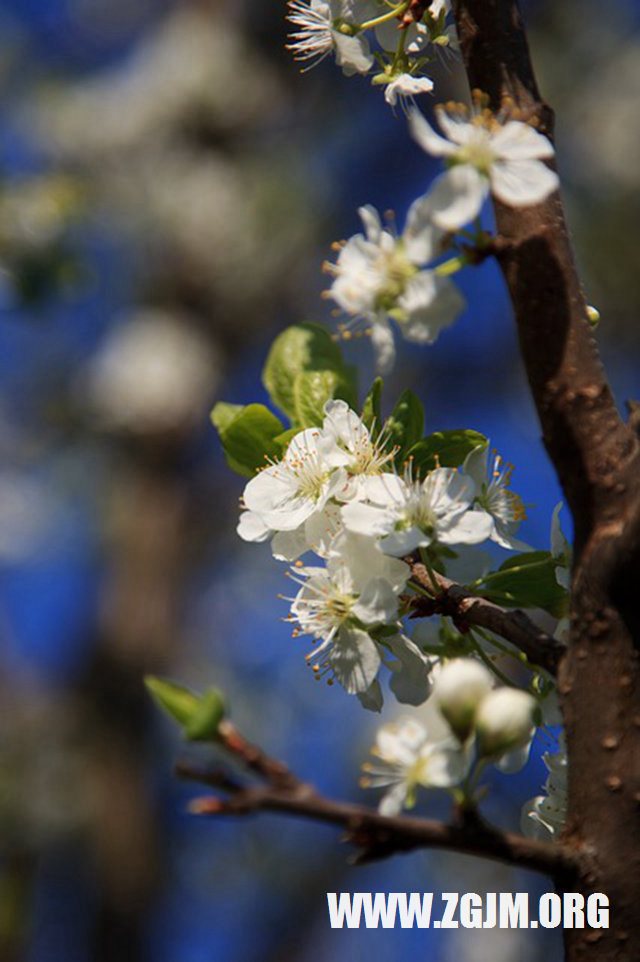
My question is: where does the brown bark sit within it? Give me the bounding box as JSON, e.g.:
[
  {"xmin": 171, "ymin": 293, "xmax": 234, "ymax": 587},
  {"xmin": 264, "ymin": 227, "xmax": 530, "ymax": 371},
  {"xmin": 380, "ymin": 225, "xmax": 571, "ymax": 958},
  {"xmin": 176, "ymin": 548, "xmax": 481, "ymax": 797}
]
[{"xmin": 452, "ymin": 2, "xmax": 640, "ymax": 959}]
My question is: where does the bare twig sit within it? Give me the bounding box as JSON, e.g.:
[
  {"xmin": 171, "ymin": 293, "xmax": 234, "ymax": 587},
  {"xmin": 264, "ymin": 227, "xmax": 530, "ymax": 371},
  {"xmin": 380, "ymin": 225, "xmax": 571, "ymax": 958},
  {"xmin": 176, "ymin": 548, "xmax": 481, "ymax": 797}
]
[
  {"xmin": 176, "ymin": 740, "xmax": 579, "ymax": 878},
  {"xmin": 406, "ymin": 556, "xmax": 564, "ymax": 675}
]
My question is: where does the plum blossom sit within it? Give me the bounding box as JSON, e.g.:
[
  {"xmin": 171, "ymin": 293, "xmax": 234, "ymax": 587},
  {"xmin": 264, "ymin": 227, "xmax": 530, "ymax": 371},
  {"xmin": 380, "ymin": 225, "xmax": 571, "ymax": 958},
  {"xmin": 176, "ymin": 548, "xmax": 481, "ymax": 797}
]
[
  {"xmin": 433, "ymin": 658, "xmax": 493, "ymax": 740},
  {"xmin": 361, "ymin": 717, "xmax": 467, "ymax": 814},
  {"xmin": 410, "ymin": 104, "xmax": 559, "ymax": 231},
  {"xmin": 522, "ymin": 733, "xmax": 568, "ymax": 840},
  {"xmin": 383, "ymin": 73, "xmax": 434, "ymax": 111},
  {"xmin": 475, "ymin": 688, "xmax": 538, "ymax": 770},
  {"xmin": 286, "ymin": 0, "xmax": 374, "ymax": 75},
  {"xmin": 463, "ymin": 444, "xmax": 529, "ymax": 550},
  {"xmin": 285, "ymin": 531, "xmax": 408, "ymax": 693},
  {"xmin": 326, "ymin": 202, "xmax": 465, "ymax": 373},
  {"xmin": 341, "ymin": 466, "xmax": 492, "ymax": 556},
  {"xmin": 241, "ymin": 428, "xmax": 343, "ymax": 532}
]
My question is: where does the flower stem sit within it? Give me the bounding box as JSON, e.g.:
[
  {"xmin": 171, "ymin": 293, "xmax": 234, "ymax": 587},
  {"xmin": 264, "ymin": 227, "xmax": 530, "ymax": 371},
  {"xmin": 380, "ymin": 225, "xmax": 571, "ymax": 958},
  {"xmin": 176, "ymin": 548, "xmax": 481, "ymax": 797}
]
[{"xmin": 359, "ymin": 2, "xmax": 410, "ymax": 31}]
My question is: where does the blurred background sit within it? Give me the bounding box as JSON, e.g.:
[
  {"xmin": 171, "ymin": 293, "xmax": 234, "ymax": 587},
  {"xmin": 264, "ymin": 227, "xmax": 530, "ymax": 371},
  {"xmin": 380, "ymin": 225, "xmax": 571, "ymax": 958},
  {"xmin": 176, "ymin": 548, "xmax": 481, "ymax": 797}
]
[{"xmin": 0, "ymin": 1, "xmax": 638, "ymax": 960}]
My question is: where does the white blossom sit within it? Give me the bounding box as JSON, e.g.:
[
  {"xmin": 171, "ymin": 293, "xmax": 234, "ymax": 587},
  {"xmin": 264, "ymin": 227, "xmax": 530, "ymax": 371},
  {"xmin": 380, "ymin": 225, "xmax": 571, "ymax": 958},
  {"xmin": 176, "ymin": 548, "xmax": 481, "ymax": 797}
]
[
  {"xmin": 475, "ymin": 688, "xmax": 537, "ymax": 759},
  {"xmin": 327, "ymin": 202, "xmax": 465, "ymax": 373},
  {"xmin": 286, "ymin": 0, "xmax": 374, "ymax": 75},
  {"xmin": 242, "ymin": 428, "xmax": 343, "ymax": 532},
  {"xmin": 341, "ymin": 466, "xmax": 493, "ymax": 555},
  {"xmin": 318, "ymin": 398, "xmax": 395, "ymax": 498},
  {"xmin": 463, "ymin": 445, "xmax": 529, "ymax": 550},
  {"xmin": 286, "ymin": 531, "xmax": 408, "ymax": 695},
  {"xmin": 522, "ymin": 733, "xmax": 567, "ymax": 840},
  {"xmin": 86, "ymin": 310, "xmax": 218, "ymax": 434},
  {"xmin": 433, "ymin": 658, "xmax": 493, "ymax": 740},
  {"xmin": 410, "ymin": 105, "xmax": 559, "ymax": 231},
  {"xmin": 361, "ymin": 717, "xmax": 467, "ymax": 814},
  {"xmin": 384, "ymin": 74, "xmax": 434, "ymax": 111}
]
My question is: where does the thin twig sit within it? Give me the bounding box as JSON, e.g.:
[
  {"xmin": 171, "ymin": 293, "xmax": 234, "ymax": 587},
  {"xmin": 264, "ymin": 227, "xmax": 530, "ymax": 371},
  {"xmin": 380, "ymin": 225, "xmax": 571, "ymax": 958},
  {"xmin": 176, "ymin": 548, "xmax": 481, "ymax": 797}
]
[{"xmin": 406, "ymin": 556, "xmax": 564, "ymax": 675}]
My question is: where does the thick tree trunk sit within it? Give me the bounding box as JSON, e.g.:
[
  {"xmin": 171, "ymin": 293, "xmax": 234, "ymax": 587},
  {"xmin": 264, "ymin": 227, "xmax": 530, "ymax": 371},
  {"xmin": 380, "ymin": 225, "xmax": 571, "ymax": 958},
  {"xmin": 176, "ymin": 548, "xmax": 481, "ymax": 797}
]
[{"xmin": 452, "ymin": 2, "xmax": 640, "ymax": 959}]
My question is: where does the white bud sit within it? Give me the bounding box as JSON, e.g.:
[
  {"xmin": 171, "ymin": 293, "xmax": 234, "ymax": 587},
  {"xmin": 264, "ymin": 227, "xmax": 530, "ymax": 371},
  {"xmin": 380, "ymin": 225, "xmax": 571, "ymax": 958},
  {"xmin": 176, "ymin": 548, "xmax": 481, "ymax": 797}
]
[
  {"xmin": 433, "ymin": 659, "xmax": 493, "ymax": 741},
  {"xmin": 475, "ymin": 688, "xmax": 537, "ymax": 757}
]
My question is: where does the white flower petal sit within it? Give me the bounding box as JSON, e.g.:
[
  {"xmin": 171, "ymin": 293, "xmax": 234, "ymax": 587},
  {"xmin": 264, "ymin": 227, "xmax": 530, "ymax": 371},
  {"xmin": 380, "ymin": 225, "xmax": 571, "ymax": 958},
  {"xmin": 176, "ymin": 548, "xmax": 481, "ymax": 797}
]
[
  {"xmin": 378, "ymin": 781, "xmax": 408, "ymax": 816},
  {"xmin": 398, "ymin": 272, "xmax": 465, "ymax": 343},
  {"xmin": 333, "ymin": 29, "xmax": 374, "ymax": 75},
  {"xmin": 352, "ymin": 576, "xmax": 400, "ymax": 624},
  {"xmin": 403, "ymin": 192, "xmax": 444, "ymax": 264},
  {"xmin": 330, "ymin": 627, "xmax": 381, "ymax": 693},
  {"xmin": 237, "ymin": 510, "xmax": 271, "ymax": 543},
  {"xmin": 409, "ymin": 109, "xmax": 457, "ymax": 157},
  {"xmin": 271, "ymin": 526, "xmax": 308, "ymax": 561},
  {"xmin": 438, "ymin": 508, "xmax": 493, "ymax": 546},
  {"xmin": 370, "ymin": 317, "xmax": 396, "ymax": 374},
  {"xmin": 358, "ymin": 204, "xmax": 382, "ymax": 243},
  {"xmin": 426, "ymin": 165, "xmax": 487, "ymax": 232},
  {"xmin": 490, "ymin": 121, "xmax": 555, "ymax": 161},
  {"xmin": 357, "ymin": 679, "xmax": 384, "ymax": 712},
  {"xmin": 490, "ymin": 158, "xmax": 559, "ymax": 207}
]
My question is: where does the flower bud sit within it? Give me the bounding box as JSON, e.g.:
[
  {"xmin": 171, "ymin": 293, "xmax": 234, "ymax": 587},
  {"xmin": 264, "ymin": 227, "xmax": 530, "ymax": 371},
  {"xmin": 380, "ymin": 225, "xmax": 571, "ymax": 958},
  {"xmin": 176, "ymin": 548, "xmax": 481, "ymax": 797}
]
[
  {"xmin": 475, "ymin": 688, "xmax": 537, "ymax": 758},
  {"xmin": 433, "ymin": 659, "xmax": 493, "ymax": 741}
]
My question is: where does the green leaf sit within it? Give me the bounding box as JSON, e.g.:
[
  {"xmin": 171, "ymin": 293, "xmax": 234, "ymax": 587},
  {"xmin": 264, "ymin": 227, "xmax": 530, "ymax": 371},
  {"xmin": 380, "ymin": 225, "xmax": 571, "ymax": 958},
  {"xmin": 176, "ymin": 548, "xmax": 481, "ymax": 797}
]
[
  {"xmin": 477, "ymin": 551, "xmax": 568, "ymax": 617},
  {"xmin": 184, "ymin": 688, "xmax": 226, "ymax": 741},
  {"xmin": 145, "ymin": 677, "xmax": 226, "ymax": 741},
  {"xmin": 408, "ymin": 429, "xmax": 487, "ymax": 477},
  {"xmin": 145, "ymin": 676, "xmax": 200, "ymax": 727},
  {"xmin": 386, "ymin": 389, "xmax": 425, "ymax": 463},
  {"xmin": 362, "ymin": 377, "xmax": 383, "ymax": 433},
  {"xmin": 210, "ymin": 402, "xmax": 244, "ymax": 435},
  {"xmin": 262, "ymin": 323, "xmax": 356, "ymax": 424},
  {"xmin": 293, "ymin": 369, "xmax": 345, "ymax": 428},
  {"xmin": 211, "ymin": 402, "xmax": 284, "ymax": 477}
]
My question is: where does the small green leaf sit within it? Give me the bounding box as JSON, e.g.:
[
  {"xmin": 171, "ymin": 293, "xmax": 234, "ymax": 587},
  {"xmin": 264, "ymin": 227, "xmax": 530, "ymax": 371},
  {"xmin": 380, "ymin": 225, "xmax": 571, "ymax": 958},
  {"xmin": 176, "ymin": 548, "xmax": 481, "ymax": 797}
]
[
  {"xmin": 408, "ymin": 429, "xmax": 488, "ymax": 477},
  {"xmin": 145, "ymin": 677, "xmax": 200, "ymax": 727},
  {"xmin": 386, "ymin": 389, "xmax": 425, "ymax": 462},
  {"xmin": 184, "ymin": 688, "xmax": 226, "ymax": 741},
  {"xmin": 211, "ymin": 402, "xmax": 284, "ymax": 477},
  {"xmin": 362, "ymin": 377, "xmax": 383, "ymax": 433},
  {"xmin": 262, "ymin": 323, "xmax": 356, "ymax": 423},
  {"xmin": 210, "ymin": 402, "xmax": 244, "ymax": 435},
  {"xmin": 293, "ymin": 369, "xmax": 344, "ymax": 427},
  {"xmin": 477, "ymin": 551, "xmax": 568, "ymax": 617},
  {"xmin": 145, "ymin": 677, "xmax": 226, "ymax": 741}
]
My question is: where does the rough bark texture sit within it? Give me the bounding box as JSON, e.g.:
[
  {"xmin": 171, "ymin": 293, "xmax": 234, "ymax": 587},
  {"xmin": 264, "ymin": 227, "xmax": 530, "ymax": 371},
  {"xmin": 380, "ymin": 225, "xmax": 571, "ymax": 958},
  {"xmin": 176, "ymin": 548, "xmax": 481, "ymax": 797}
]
[{"xmin": 452, "ymin": 2, "xmax": 640, "ymax": 959}]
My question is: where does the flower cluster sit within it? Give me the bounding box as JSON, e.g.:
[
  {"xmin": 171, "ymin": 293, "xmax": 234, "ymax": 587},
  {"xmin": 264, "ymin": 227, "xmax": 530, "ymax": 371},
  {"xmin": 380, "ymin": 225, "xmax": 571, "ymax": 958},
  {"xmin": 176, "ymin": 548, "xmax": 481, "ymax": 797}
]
[
  {"xmin": 362, "ymin": 659, "xmax": 538, "ymax": 813},
  {"xmin": 325, "ymin": 202, "xmax": 465, "ymax": 373},
  {"xmin": 286, "ymin": 0, "xmax": 455, "ymax": 110},
  {"xmin": 325, "ymin": 101, "xmax": 557, "ymax": 371},
  {"xmin": 238, "ymin": 398, "xmax": 528, "ymax": 708}
]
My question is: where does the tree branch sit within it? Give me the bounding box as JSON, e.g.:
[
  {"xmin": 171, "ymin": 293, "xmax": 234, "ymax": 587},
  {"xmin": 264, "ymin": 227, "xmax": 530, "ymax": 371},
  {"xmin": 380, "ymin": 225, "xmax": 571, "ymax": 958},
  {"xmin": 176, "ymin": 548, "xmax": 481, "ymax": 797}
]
[
  {"xmin": 451, "ymin": 4, "xmax": 640, "ymax": 959},
  {"xmin": 406, "ymin": 556, "xmax": 564, "ymax": 675},
  {"xmin": 176, "ymin": 721, "xmax": 580, "ymax": 878}
]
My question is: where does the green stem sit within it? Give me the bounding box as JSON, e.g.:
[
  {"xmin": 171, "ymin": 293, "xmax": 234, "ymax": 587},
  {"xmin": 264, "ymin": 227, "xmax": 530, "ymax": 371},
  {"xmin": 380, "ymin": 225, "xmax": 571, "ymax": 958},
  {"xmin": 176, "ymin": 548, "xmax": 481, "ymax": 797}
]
[
  {"xmin": 435, "ymin": 254, "xmax": 468, "ymax": 277},
  {"xmin": 470, "ymin": 632, "xmax": 516, "ymax": 687},
  {"xmin": 358, "ymin": 2, "xmax": 409, "ymax": 31},
  {"xmin": 468, "ymin": 556, "xmax": 553, "ymax": 590}
]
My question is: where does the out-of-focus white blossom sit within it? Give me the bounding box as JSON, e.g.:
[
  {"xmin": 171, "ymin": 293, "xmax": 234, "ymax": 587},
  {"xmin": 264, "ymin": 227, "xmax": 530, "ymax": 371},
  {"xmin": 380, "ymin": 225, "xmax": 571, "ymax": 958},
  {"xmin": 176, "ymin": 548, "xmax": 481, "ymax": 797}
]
[
  {"xmin": 410, "ymin": 105, "xmax": 559, "ymax": 231},
  {"xmin": 475, "ymin": 687, "xmax": 537, "ymax": 759},
  {"xmin": 522, "ymin": 732, "xmax": 567, "ymax": 840},
  {"xmin": 361, "ymin": 717, "xmax": 467, "ymax": 814},
  {"xmin": 433, "ymin": 658, "xmax": 493, "ymax": 740},
  {"xmin": 86, "ymin": 310, "xmax": 218, "ymax": 434},
  {"xmin": 327, "ymin": 202, "xmax": 464, "ymax": 373}
]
